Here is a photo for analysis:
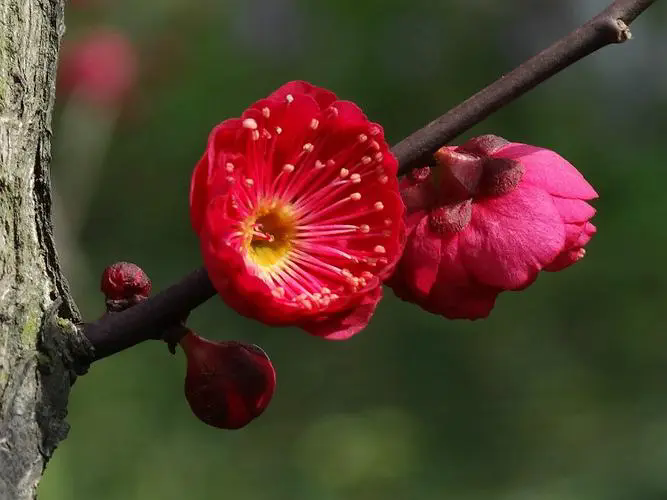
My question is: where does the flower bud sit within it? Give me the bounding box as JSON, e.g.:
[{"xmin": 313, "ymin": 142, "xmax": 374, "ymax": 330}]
[
  {"xmin": 180, "ymin": 331, "xmax": 276, "ymax": 430},
  {"xmin": 100, "ymin": 262, "xmax": 151, "ymax": 312},
  {"xmin": 388, "ymin": 136, "xmax": 597, "ymax": 320}
]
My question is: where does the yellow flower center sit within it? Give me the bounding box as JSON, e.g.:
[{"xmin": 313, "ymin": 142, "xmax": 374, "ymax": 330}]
[{"xmin": 244, "ymin": 203, "xmax": 296, "ymax": 269}]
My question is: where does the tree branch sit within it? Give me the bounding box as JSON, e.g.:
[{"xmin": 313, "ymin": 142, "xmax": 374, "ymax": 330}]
[
  {"xmin": 81, "ymin": 0, "xmax": 658, "ymax": 362},
  {"xmin": 393, "ymin": 0, "xmax": 657, "ymax": 174}
]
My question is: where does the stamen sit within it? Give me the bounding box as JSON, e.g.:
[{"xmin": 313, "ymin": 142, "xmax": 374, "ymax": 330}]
[
  {"xmin": 252, "ymin": 224, "xmax": 274, "ymax": 242},
  {"xmin": 242, "ymin": 118, "xmax": 258, "ymax": 130}
]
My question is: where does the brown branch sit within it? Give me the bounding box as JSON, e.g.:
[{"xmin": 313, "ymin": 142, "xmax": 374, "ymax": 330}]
[
  {"xmin": 81, "ymin": 0, "xmax": 658, "ymax": 362},
  {"xmin": 393, "ymin": 0, "xmax": 657, "ymax": 174}
]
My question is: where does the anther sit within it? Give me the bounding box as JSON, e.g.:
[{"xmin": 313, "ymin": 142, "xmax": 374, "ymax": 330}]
[
  {"xmin": 262, "ymin": 107, "xmax": 270, "ymax": 118},
  {"xmin": 350, "ymin": 173, "xmax": 361, "ymax": 183},
  {"xmin": 310, "ymin": 118, "xmax": 319, "ymax": 130},
  {"xmin": 374, "ymin": 201, "xmax": 384, "ymax": 211},
  {"xmin": 242, "ymin": 118, "xmax": 258, "ymax": 130},
  {"xmin": 283, "ymin": 163, "xmax": 295, "ymax": 173},
  {"xmin": 339, "ymin": 168, "xmax": 349, "ymax": 178},
  {"xmin": 350, "ymin": 192, "xmax": 362, "ymax": 201},
  {"xmin": 374, "ymin": 245, "xmax": 386, "ymax": 254}
]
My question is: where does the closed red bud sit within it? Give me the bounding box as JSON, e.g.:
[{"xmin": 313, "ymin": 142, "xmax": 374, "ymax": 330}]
[
  {"xmin": 100, "ymin": 262, "xmax": 151, "ymax": 312},
  {"xmin": 180, "ymin": 332, "xmax": 276, "ymax": 430}
]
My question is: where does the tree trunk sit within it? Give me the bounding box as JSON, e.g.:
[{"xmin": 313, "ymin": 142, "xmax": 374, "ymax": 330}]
[{"xmin": 0, "ymin": 1, "xmax": 89, "ymax": 498}]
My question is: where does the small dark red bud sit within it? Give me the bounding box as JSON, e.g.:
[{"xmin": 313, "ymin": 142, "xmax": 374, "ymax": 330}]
[
  {"xmin": 180, "ymin": 332, "xmax": 276, "ymax": 430},
  {"xmin": 100, "ymin": 261, "xmax": 151, "ymax": 312}
]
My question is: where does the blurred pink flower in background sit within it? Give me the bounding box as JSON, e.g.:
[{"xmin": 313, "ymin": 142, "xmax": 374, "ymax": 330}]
[{"xmin": 58, "ymin": 28, "xmax": 138, "ymax": 107}]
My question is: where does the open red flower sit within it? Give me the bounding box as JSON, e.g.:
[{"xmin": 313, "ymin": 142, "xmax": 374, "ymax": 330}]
[
  {"xmin": 190, "ymin": 81, "xmax": 405, "ymax": 339},
  {"xmin": 388, "ymin": 135, "xmax": 597, "ymax": 319}
]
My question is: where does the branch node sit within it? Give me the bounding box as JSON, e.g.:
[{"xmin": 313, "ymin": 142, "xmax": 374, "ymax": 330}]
[{"xmin": 615, "ymin": 19, "xmax": 633, "ymax": 42}]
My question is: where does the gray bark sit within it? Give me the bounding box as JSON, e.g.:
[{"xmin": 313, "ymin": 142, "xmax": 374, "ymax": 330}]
[{"xmin": 0, "ymin": 0, "xmax": 90, "ymax": 498}]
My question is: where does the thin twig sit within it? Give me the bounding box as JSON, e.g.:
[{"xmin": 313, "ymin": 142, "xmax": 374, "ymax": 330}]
[
  {"xmin": 393, "ymin": 0, "xmax": 657, "ymax": 174},
  {"xmin": 81, "ymin": 0, "xmax": 658, "ymax": 361}
]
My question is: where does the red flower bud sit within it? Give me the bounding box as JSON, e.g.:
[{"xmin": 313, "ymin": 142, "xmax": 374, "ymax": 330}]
[
  {"xmin": 100, "ymin": 262, "xmax": 151, "ymax": 312},
  {"xmin": 388, "ymin": 136, "xmax": 597, "ymax": 320},
  {"xmin": 180, "ymin": 332, "xmax": 276, "ymax": 430}
]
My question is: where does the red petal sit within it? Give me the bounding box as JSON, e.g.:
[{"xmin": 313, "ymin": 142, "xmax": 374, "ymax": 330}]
[
  {"xmin": 267, "ymin": 80, "xmax": 337, "ymax": 109},
  {"xmin": 495, "ymin": 143, "xmax": 598, "ymax": 200},
  {"xmin": 300, "ymin": 286, "xmax": 383, "ymax": 340},
  {"xmin": 400, "ymin": 217, "xmax": 442, "ymax": 298},
  {"xmin": 461, "ymin": 183, "xmax": 565, "ymax": 290},
  {"xmin": 551, "ymin": 196, "xmax": 596, "ymax": 223}
]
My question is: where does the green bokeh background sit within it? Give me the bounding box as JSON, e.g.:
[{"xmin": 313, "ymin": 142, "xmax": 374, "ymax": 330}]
[{"xmin": 40, "ymin": 1, "xmax": 667, "ymax": 499}]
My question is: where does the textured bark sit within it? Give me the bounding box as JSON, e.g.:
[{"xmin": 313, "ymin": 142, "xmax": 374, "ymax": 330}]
[{"xmin": 0, "ymin": 0, "xmax": 90, "ymax": 498}]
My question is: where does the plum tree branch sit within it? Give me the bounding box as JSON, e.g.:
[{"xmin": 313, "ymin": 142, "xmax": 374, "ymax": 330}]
[
  {"xmin": 81, "ymin": 0, "xmax": 659, "ymax": 361},
  {"xmin": 393, "ymin": 0, "xmax": 657, "ymax": 174}
]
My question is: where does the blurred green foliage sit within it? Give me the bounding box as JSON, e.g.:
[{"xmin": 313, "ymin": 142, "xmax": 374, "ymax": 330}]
[{"xmin": 40, "ymin": 0, "xmax": 667, "ymax": 499}]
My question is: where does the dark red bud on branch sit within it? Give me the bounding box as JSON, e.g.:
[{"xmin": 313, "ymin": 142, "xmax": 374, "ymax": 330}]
[
  {"xmin": 100, "ymin": 262, "xmax": 152, "ymax": 312},
  {"xmin": 181, "ymin": 331, "xmax": 276, "ymax": 430}
]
